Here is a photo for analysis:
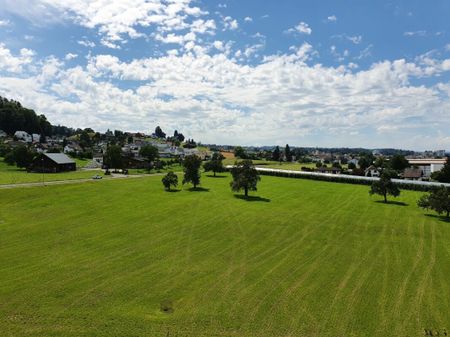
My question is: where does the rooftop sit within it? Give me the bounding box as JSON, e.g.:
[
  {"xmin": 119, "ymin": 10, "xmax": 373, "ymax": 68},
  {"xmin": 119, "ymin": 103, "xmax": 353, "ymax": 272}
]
[{"xmin": 43, "ymin": 153, "xmax": 75, "ymax": 164}]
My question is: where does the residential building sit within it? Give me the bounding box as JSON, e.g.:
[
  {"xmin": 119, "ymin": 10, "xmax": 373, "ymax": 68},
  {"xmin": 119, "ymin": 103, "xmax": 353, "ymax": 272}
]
[
  {"xmin": 407, "ymin": 158, "xmax": 447, "ymax": 178},
  {"xmin": 14, "ymin": 131, "xmax": 32, "ymax": 143}
]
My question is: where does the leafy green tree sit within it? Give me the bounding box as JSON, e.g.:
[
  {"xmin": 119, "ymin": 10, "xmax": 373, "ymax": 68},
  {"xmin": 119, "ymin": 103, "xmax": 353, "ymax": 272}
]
[
  {"xmin": 272, "ymin": 146, "xmax": 281, "ymax": 161},
  {"xmin": 139, "ymin": 145, "xmax": 159, "ymax": 171},
  {"xmin": 4, "ymin": 151, "xmax": 15, "ymax": 165},
  {"xmin": 358, "ymin": 155, "xmax": 373, "ymax": 170},
  {"xmin": 369, "ymin": 170, "xmax": 400, "ymax": 203},
  {"xmin": 154, "ymin": 126, "xmax": 166, "ymax": 139},
  {"xmin": 234, "ymin": 146, "xmax": 246, "ymax": 159},
  {"xmin": 182, "ymin": 155, "xmax": 202, "ymax": 188},
  {"xmin": 390, "ymin": 154, "xmax": 410, "ymax": 172},
  {"xmin": 285, "ymin": 144, "xmax": 292, "ymax": 162},
  {"xmin": 348, "ymin": 162, "xmax": 356, "ymax": 170},
  {"xmin": 12, "ymin": 145, "xmax": 34, "ymax": 169},
  {"xmin": 104, "ymin": 145, "xmax": 123, "ymax": 171},
  {"xmin": 162, "ymin": 171, "xmax": 178, "ymax": 191},
  {"xmin": 79, "ymin": 130, "xmax": 92, "ymax": 149},
  {"xmin": 230, "ymin": 160, "xmax": 261, "ymax": 198},
  {"xmin": 203, "ymin": 152, "xmax": 225, "ymax": 177},
  {"xmin": 431, "ymin": 157, "xmax": 450, "ymax": 183},
  {"xmin": 418, "ymin": 186, "xmax": 450, "ymax": 218}
]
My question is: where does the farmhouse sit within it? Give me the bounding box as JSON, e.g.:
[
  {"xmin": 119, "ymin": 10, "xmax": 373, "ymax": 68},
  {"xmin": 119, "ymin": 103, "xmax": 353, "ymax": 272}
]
[
  {"xmin": 30, "ymin": 153, "xmax": 76, "ymax": 173},
  {"xmin": 407, "ymin": 158, "xmax": 447, "ymax": 178}
]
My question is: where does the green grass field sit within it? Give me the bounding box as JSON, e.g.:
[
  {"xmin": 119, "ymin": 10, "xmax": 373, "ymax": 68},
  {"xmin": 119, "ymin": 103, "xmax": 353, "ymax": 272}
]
[
  {"xmin": 0, "ymin": 174, "xmax": 449, "ymax": 336},
  {"xmin": 0, "ymin": 158, "xmax": 106, "ymax": 185}
]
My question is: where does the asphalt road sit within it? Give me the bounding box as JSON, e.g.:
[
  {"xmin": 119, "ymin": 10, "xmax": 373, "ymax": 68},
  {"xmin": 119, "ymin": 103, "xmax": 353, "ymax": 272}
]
[{"xmin": 0, "ymin": 173, "xmax": 165, "ymax": 189}]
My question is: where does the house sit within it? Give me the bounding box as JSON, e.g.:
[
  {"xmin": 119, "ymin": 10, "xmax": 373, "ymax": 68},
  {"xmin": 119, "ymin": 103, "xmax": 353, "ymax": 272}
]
[
  {"xmin": 348, "ymin": 158, "xmax": 359, "ymax": 166},
  {"xmin": 365, "ymin": 165, "xmax": 381, "ymax": 177},
  {"xmin": 30, "ymin": 153, "xmax": 76, "ymax": 173},
  {"xmin": 14, "ymin": 131, "xmax": 32, "ymax": 143},
  {"xmin": 316, "ymin": 167, "xmax": 341, "ymax": 174},
  {"xmin": 403, "ymin": 168, "xmax": 423, "ymax": 180},
  {"xmin": 64, "ymin": 143, "xmax": 83, "ymax": 154},
  {"xmin": 407, "ymin": 158, "xmax": 447, "ymax": 178},
  {"xmin": 31, "ymin": 134, "xmax": 41, "ymax": 143}
]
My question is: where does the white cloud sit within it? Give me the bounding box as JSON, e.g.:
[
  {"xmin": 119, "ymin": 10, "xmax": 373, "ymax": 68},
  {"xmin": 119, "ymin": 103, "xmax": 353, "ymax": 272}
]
[
  {"xmin": 404, "ymin": 30, "xmax": 427, "ymax": 37},
  {"xmin": 0, "ymin": 0, "xmax": 211, "ymax": 47},
  {"xmin": 65, "ymin": 53, "xmax": 78, "ymax": 60},
  {"xmin": 244, "ymin": 17, "xmax": 253, "ymax": 22},
  {"xmin": 77, "ymin": 39, "xmax": 96, "ymax": 48},
  {"xmin": 0, "ymin": 43, "xmax": 35, "ymax": 73},
  {"xmin": 0, "ymin": 19, "xmax": 11, "ymax": 26},
  {"xmin": 213, "ymin": 40, "xmax": 224, "ymax": 51},
  {"xmin": 327, "ymin": 15, "xmax": 337, "ymax": 22},
  {"xmin": 287, "ymin": 22, "xmax": 312, "ymax": 35},
  {"xmin": 347, "ymin": 35, "xmax": 362, "ymax": 44},
  {"xmin": 223, "ymin": 16, "xmax": 238, "ymax": 31},
  {"xmin": 2, "ymin": 45, "xmax": 450, "ymax": 148}
]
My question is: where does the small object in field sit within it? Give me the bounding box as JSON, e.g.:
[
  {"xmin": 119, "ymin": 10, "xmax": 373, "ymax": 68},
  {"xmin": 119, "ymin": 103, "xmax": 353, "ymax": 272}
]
[{"xmin": 92, "ymin": 175, "xmax": 103, "ymax": 180}]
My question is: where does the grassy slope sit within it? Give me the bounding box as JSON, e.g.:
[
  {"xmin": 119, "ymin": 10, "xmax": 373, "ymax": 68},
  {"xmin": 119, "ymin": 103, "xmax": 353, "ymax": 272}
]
[{"xmin": 0, "ymin": 175, "xmax": 449, "ymax": 337}]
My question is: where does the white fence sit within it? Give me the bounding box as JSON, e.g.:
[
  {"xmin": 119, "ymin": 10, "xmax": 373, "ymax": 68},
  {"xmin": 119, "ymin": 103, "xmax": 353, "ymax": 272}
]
[{"xmin": 226, "ymin": 165, "xmax": 450, "ymax": 189}]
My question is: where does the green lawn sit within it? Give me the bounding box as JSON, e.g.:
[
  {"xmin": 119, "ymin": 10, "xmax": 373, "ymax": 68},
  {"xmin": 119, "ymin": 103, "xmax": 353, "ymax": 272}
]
[
  {"xmin": 0, "ymin": 175, "xmax": 449, "ymax": 337},
  {"xmin": 0, "ymin": 158, "xmax": 105, "ymax": 185}
]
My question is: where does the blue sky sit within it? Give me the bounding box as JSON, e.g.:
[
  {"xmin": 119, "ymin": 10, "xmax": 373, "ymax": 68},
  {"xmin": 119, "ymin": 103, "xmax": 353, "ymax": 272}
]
[{"xmin": 0, "ymin": 0, "xmax": 449, "ymax": 150}]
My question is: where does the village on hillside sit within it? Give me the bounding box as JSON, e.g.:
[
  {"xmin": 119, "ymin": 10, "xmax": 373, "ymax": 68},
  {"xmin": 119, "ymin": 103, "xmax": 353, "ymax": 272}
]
[{"xmin": 1, "ymin": 124, "xmax": 448, "ymax": 182}]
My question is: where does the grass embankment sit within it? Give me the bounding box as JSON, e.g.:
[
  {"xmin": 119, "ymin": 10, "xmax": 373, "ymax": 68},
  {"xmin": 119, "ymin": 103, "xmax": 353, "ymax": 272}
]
[{"xmin": 0, "ymin": 175, "xmax": 449, "ymax": 336}]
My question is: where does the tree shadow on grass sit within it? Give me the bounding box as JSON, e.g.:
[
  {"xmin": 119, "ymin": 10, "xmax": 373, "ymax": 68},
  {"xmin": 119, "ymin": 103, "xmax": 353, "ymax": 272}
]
[
  {"xmin": 234, "ymin": 194, "xmax": 271, "ymax": 202},
  {"xmin": 375, "ymin": 200, "xmax": 408, "ymax": 207},
  {"xmin": 165, "ymin": 189, "xmax": 181, "ymax": 193},
  {"xmin": 425, "ymin": 214, "xmax": 450, "ymax": 223},
  {"xmin": 187, "ymin": 187, "xmax": 210, "ymax": 192},
  {"xmin": 205, "ymin": 175, "xmax": 227, "ymax": 178}
]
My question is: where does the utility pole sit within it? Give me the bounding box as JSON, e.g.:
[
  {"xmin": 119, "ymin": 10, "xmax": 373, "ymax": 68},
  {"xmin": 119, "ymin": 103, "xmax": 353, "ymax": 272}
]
[{"xmin": 41, "ymin": 156, "xmax": 45, "ymax": 186}]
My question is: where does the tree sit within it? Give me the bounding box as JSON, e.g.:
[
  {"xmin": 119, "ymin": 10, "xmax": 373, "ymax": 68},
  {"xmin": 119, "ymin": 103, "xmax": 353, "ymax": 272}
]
[
  {"xmin": 285, "ymin": 144, "xmax": 292, "ymax": 162},
  {"xmin": 162, "ymin": 171, "xmax": 178, "ymax": 191},
  {"xmin": 203, "ymin": 152, "xmax": 225, "ymax": 177},
  {"xmin": 234, "ymin": 146, "xmax": 246, "ymax": 159},
  {"xmin": 348, "ymin": 162, "xmax": 356, "ymax": 170},
  {"xmin": 13, "ymin": 145, "xmax": 34, "ymax": 169},
  {"xmin": 418, "ymin": 186, "xmax": 450, "ymax": 218},
  {"xmin": 369, "ymin": 170, "xmax": 400, "ymax": 203},
  {"xmin": 272, "ymin": 146, "xmax": 281, "ymax": 162},
  {"xmin": 4, "ymin": 151, "xmax": 15, "ymax": 165},
  {"xmin": 104, "ymin": 145, "xmax": 123, "ymax": 171},
  {"xmin": 390, "ymin": 154, "xmax": 409, "ymax": 172},
  {"xmin": 230, "ymin": 160, "xmax": 261, "ymax": 198},
  {"xmin": 155, "ymin": 126, "xmax": 166, "ymax": 139},
  {"xmin": 79, "ymin": 130, "xmax": 92, "ymax": 149},
  {"xmin": 139, "ymin": 145, "xmax": 159, "ymax": 171},
  {"xmin": 431, "ymin": 157, "xmax": 450, "ymax": 183},
  {"xmin": 182, "ymin": 155, "xmax": 202, "ymax": 188},
  {"xmin": 358, "ymin": 155, "xmax": 373, "ymax": 170}
]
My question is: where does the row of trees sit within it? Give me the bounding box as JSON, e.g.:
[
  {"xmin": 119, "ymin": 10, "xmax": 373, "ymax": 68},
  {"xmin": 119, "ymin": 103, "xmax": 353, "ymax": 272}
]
[
  {"xmin": 162, "ymin": 154, "xmax": 260, "ymax": 198},
  {"xmin": 0, "ymin": 96, "xmax": 52, "ymax": 136}
]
